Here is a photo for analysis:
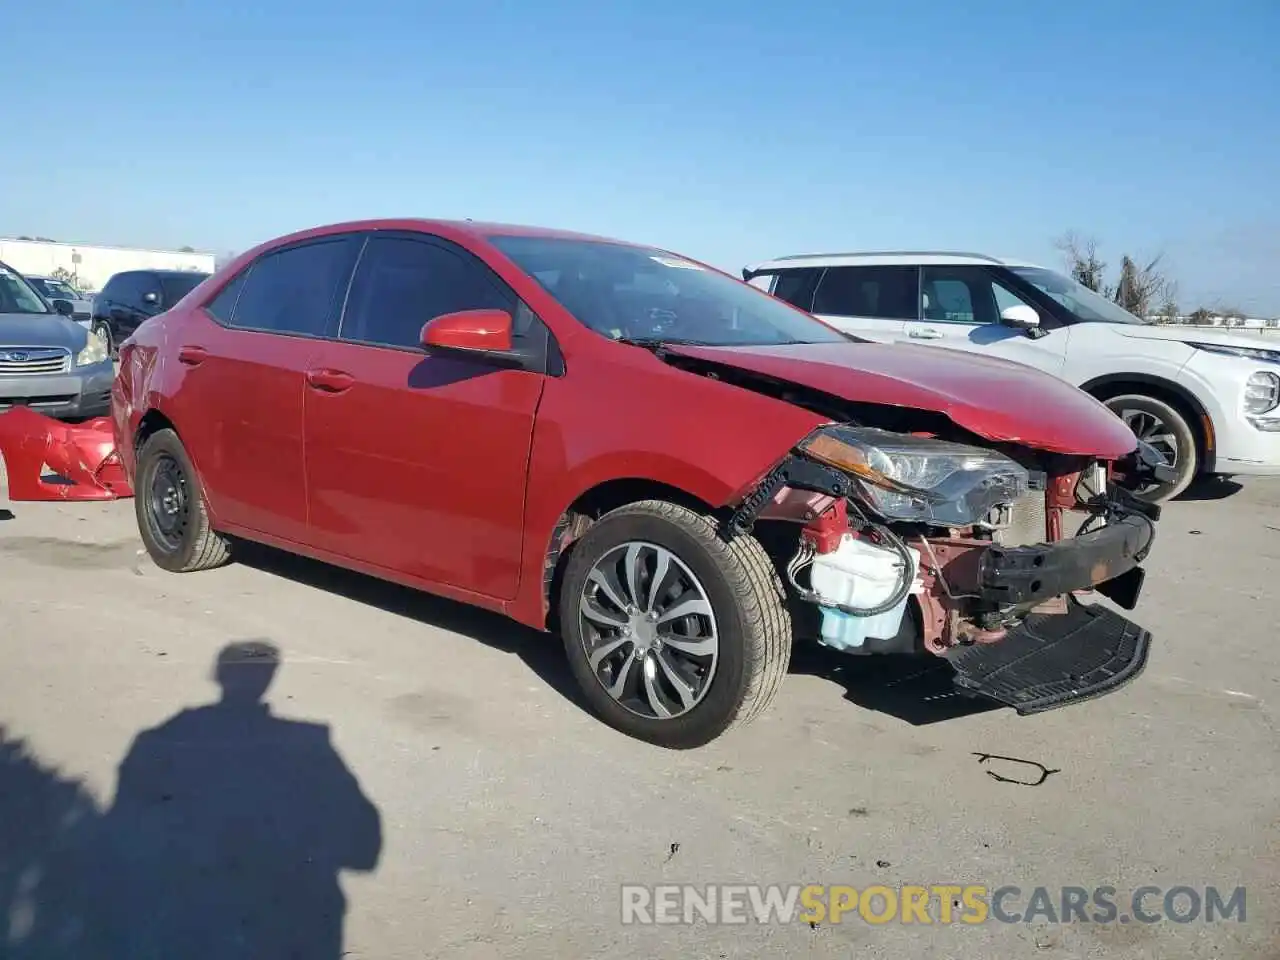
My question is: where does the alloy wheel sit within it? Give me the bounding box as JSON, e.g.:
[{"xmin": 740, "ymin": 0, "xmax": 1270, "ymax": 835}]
[
  {"xmin": 1117, "ymin": 407, "xmax": 1179, "ymax": 470},
  {"xmin": 577, "ymin": 541, "xmax": 720, "ymax": 720}
]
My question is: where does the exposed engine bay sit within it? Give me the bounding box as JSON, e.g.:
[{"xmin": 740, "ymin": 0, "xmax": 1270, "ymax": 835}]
[
  {"xmin": 732, "ymin": 423, "xmax": 1165, "ymax": 661},
  {"xmin": 527, "ymin": 357, "xmax": 1166, "ymax": 717}
]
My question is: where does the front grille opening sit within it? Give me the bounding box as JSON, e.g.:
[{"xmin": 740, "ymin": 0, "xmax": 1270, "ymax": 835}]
[{"xmin": 0, "ymin": 395, "xmax": 76, "ymax": 408}]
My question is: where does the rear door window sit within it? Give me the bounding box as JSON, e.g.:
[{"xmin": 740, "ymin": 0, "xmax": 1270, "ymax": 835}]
[
  {"xmin": 204, "ymin": 270, "xmax": 248, "ymax": 325},
  {"xmin": 812, "ymin": 266, "xmax": 919, "ymax": 320},
  {"xmin": 229, "ymin": 236, "xmax": 364, "ymax": 338}
]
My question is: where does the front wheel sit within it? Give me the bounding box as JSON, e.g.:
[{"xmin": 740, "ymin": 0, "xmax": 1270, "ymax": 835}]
[
  {"xmin": 558, "ymin": 500, "xmax": 792, "ymax": 749},
  {"xmin": 1104, "ymin": 393, "xmax": 1198, "ymax": 502}
]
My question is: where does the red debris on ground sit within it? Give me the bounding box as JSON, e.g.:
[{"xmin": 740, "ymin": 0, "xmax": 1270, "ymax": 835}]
[{"xmin": 0, "ymin": 408, "xmax": 133, "ymax": 501}]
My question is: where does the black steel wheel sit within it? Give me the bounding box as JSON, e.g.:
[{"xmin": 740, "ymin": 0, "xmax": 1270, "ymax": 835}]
[{"xmin": 134, "ymin": 428, "xmax": 231, "ymax": 572}]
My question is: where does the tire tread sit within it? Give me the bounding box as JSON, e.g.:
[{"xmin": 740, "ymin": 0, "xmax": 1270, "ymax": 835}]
[
  {"xmin": 135, "ymin": 429, "xmax": 231, "ymax": 573},
  {"xmin": 580, "ymin": 499, "xmax": 792, "ymax": 741}
]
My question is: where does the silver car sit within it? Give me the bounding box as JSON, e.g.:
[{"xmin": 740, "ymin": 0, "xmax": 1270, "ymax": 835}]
[
  {"xmin": 25, "ymin": 275, "xmax": 95, "ymax": 331},
  {"xmin": 0, "ymin": 261, "xmax": 114, "ymax": 419}
]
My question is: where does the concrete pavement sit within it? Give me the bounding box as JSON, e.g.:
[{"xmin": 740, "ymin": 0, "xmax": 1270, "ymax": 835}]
[{"xmin": 1, "ymin": 472, "xmax": 1277, "ymax": 958}]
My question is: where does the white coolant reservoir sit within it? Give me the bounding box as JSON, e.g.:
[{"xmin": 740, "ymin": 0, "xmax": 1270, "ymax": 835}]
[{"xmin": 809, "ymin": 533, "xmax": 922, "ymax": 652}]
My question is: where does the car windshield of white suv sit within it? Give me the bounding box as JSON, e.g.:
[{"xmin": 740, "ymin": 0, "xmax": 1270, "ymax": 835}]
[
  {"xmin": 0, "ymin": 267, "xmax": 53, "ymax": 315},
  {"xmin": 1010, "ymin": 266, "xmax": 1150, "ymax": 325},
  {"xmin": 489, "ymin": 235, "xmax": 851, "ymax": 346}
]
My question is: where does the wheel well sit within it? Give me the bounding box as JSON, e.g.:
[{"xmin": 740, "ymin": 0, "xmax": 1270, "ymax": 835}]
[
  {"xmin": 134, "ymin": 409, "xmax": 177, "ymax": 451},
  {"xmin": 1082, "ymin": 376, "xmax": 1213, "ymax": 473},
  {"xmin": 540, "ymin": 478, "xmax": 719, "ymax": 631}
]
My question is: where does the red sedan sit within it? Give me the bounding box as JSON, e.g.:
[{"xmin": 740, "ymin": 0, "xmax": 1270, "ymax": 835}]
[{"xmin": 101, "ymin": 219, "xmax": 1167, "ymax": 747}]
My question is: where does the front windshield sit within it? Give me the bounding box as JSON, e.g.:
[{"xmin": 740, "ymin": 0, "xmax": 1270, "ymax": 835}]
[
  {"xmin": 1010, "ymin": 266, "xmax": 1150, "ymax": 325},
  {"xmin": 488, "ymin": 235, "xmax": 850, "ymax": 346},
  {"xmin": 33, "ymin": 278, "xmax": 80, "ymax": 300},
  {"xmin": 0, "ymin": 267, "xmax": 52, "ymax": 315}
]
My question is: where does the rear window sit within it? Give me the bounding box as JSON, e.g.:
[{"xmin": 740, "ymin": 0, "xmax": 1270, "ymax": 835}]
[{"xmin": 160, "ymin": 273, "xmax": 209, "ymax": 306}]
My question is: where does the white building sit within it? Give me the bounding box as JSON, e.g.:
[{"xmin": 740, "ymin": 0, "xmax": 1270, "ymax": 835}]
[{"xmin": 0, "ymin": 237, "xmax": 216, "ymax": 293}]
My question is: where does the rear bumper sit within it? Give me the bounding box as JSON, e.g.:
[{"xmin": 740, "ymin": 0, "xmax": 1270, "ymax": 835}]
[
  {"xmin": 0, "ymin": 363, "xmax": 114, "ymax": 421},
  {"xmin": 0, "ymin": 407, "xmax": 131, "ymax": 501}
]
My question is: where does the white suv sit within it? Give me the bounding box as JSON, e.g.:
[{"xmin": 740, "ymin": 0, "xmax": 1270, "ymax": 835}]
[{"xmin": 742, "ymin": 251, "xmax": 1280, "ymax": 501}]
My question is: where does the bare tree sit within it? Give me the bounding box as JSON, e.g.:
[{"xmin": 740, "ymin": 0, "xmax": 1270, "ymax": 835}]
[
  {"xmin": 1054, "ymin": 231, "xmax": 1174, "ymax": 319},
  {"xmin": 1154, "ymin": 286, "xmax": 1180, "ymax": 324},
  {"xmin": 1114, "ymin": 254, "xmax": 1172, "ymax": 318},
  {"xmin": 1054, "ymin": 231, "xmax": 1109, "ymax": 294},
  {"xmin": 49, "ymin": 266, "xmax": 79, "ymax": 287}
]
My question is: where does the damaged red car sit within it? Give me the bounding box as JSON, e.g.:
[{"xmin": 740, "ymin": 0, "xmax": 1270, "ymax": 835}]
[{"xmin": 68, "ymin": 219, "xmax": 1169, "ymax": 747}]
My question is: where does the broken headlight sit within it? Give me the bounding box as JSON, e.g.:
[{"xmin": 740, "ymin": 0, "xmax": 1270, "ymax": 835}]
[{"xmin": 797, "ymin": 425, "xmax": 1030, "ymax": 526}]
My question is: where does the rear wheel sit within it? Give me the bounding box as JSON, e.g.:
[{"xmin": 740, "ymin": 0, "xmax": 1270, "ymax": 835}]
[
  {"xmin": 134, "ymin": 428, "xmax": 231, "ymax": 572},
  {"xmin": 558, "ymin": 500, "xmax": 792, "ymax": 749},
  {"xmin": 1104, "ymin": 393, "xmax": 1198, "ymax": 502}
]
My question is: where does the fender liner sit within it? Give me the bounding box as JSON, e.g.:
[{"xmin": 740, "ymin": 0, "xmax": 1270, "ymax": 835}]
[{"xmin": 1079, "ymin": 372, "xmax": 1216, "ymax": 474}]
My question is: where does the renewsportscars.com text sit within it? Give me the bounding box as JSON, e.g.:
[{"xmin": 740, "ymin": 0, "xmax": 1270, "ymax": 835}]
[{"xmin": 620, "ymin": 884, "xmax": 1247, "ymax": 926}]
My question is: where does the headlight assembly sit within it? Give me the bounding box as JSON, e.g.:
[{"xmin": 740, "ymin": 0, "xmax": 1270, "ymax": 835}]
[
  {"xmin": 1190, "ymin": 342, "xmax": 1280, "ymax": 365},
  {"xmin": 1245, "ymin": 371, "xmax": 1280, "ymax": 416},
  {"xmin": 798, "ymin": 425, "xmax": 1031, "ymax": 526},
  {"xmin": 76, "ymin": 335, "xmax": 109, "ymax": 367}
]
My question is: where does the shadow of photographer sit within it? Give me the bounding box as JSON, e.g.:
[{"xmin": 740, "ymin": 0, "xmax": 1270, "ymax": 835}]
[{"xmin": 3, "ymin": 639, "xmax": 382, "ymax": 959}]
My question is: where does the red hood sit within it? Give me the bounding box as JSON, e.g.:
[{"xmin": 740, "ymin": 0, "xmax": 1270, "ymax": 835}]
[{"xmin": 667, "ymin": 341, "xmax": 1138, "ymax": 459}]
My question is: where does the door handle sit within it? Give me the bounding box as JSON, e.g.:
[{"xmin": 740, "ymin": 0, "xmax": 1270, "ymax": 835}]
[
  {"xmin": 909, "ymin": 328, "xmax": 942, "ymax": 339},
  {"xmin": 305, "ymin": 368, "xmax": 355, "ymax": 393},
  {"xmin": 178, "ymin": 345, "xmax": 208, "ymax": 365}
]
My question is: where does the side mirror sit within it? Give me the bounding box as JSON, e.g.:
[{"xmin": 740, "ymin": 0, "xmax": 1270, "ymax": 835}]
[
  {"xmin": 1000, "ymin": 304, "xmax": 1041, "ymax": 331},
  {"xmin": 421, "ymin": 308, "xmax": 515, "ymax": 357},
  {"xmin": 142, "ymin": 291, "xmax": 160, "ymax": 305},
  {"xmin": 51, "ymin": 298, "xmax": 75, "ymax": 317}
]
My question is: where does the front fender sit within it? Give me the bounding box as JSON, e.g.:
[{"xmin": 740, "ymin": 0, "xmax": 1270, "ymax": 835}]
[
  {"xmin": 0, "ymin": 408, "xmax": 133, "ymax": 501},
  {"xmin": 505, "ymin": 363, "xmax": 826, "ymax": 628}
]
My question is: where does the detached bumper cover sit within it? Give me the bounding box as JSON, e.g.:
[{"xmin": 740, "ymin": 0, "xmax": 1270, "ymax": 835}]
[
  {"xmin": 978, "ymin": 511, "xmax": 1156, "ymax": 610},
  {"xmin": 945, "ymin": 598, "xmax": 1151, "ymax": 714},
  {"xmin": 0, "ymin": 408, "xmax": 132, "ymax": 501}
]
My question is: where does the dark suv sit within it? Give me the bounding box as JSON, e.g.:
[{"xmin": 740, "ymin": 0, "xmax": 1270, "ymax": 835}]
[{"xmin": 92, "ymin": 270, "xmax": 210, "ymax": 355}]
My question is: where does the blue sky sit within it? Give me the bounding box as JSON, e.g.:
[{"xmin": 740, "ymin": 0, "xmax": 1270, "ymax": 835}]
[{"xmin": 4, "ymin": 0, "xmax": 1278, "ymax": 312}]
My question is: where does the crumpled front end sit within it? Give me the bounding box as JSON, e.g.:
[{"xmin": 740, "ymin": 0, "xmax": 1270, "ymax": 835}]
[
  {"xmin": 0, "ymin": 407, "xmax": 133, "ymax": 501},
  {"xmin": 730, "ymin": 424, "xmax": 1161, "ymax": 715}
]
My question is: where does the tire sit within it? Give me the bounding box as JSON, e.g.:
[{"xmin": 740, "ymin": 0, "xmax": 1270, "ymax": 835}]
[
  {"xmin": 92, "ymin": 321, "xmax": 115, "ymax": 359},
  {"xmin": 1104, "ymin": 393, "xmax": 1198, "ymax": 502},
  {"xmin": 134, "ymin": 428, "xmax": 231, "ymax": 573},
  {"xmin": 558, "ymin": 499, "xmax": 792, "ymax": 749}
]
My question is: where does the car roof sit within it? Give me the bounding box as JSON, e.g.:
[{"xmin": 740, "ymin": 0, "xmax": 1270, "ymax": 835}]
[
  {"xmin": 744, "ymin": 251, "xmax": 1046, "ymax": 272},
  {"xmin": 254, "ymin": 218, "xmax": 641, "ymax": 254},
  {"xmin": 110, "ymin": 269, "xmax": 208, "ymax": 279}
]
